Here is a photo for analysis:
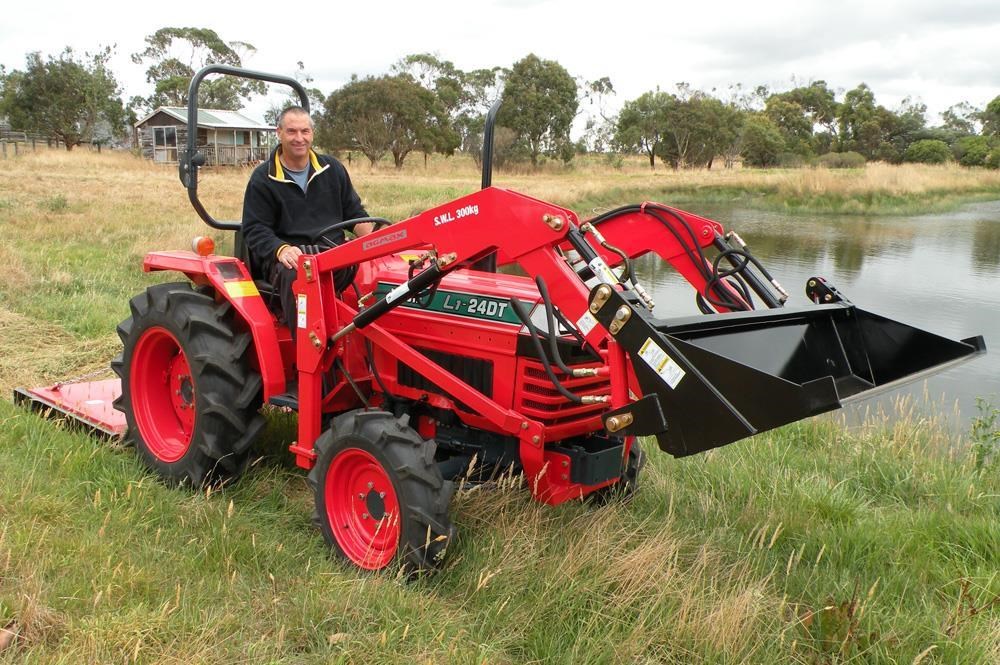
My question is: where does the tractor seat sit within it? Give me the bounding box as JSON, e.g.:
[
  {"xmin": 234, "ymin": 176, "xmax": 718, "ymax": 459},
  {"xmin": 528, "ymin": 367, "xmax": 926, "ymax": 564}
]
[{"xmin": 234, "ymin": 230, "xmax": 278, "ymax": 307}]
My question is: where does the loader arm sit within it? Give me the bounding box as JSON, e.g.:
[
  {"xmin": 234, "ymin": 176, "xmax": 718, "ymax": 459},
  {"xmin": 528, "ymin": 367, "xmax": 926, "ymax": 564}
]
[
  {"xmin": 286, "ymin": 186, "xmax": 984, "ymax": 500},
  {"xmin": 571, "ymin": 204, "xmax": 753, "ymax": 312}
]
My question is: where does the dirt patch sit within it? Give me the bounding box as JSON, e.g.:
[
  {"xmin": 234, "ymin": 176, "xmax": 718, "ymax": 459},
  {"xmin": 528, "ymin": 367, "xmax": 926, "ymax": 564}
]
[{"xmin": 0, "ymin": 621, "xmax": 18, "ymax": 652}]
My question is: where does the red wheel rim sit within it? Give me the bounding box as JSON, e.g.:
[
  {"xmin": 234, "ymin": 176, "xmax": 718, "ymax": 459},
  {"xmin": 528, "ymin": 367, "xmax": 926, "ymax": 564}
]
[
  {"xmin": 324, "ymin": 447, "xmax": 401, "ymax": 569},
  {"xmin": 130, "ymin": 326, "xmax": 195, "ymax": 463}
]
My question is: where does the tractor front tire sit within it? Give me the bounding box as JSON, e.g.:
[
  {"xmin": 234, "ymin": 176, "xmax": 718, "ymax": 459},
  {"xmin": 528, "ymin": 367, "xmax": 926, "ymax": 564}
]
[
  {"xmin": 112, "ymin": 282, "xmax": 265, "ymax": 487},
  {"xmin": 309, "ymin": 410, "xmax": 455, "ymax": 573}
]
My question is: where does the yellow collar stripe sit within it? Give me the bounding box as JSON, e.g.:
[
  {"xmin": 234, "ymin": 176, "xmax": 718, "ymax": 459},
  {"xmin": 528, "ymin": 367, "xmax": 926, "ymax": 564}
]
[{"xmin": 270, "ymin": 148, "xmax": 326, "ymax": 184}]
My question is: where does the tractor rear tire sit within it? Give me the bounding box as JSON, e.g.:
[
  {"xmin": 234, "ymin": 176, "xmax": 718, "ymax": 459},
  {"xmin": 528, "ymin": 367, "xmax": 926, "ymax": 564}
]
[
  {"xmin": 589, "ymin": 438, "xmax": 646, "ymax": 505},
  {"xmin": 112, "ymin": 282, "xmax": 265, "ymax": 487},
  {"xmin": 309, "ymin": 410, "xmax": 455, "ymax": 573}
]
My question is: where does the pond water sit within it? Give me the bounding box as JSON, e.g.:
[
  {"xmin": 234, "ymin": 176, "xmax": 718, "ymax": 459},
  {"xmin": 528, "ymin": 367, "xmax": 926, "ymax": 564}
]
[{"xmin": 630, "ymin": 200, "xmax": 1000, "ymax": 430}]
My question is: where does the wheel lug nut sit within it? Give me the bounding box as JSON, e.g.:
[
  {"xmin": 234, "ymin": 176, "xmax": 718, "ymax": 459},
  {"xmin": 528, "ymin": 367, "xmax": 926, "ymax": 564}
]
[
  {"xmin": 379, "ymin": 492, "xmax": 385, "ymax": 498},
  {"xmin": 358, "ymin": 493, "xmax": 365, "ymax": 500},
  {"xmin": 367, "ymin": 482, "xmax": 374, "ymax": 489},
  {"xmin": 362, "ymin": 513, "xmax": 369, "ymax": 519}
]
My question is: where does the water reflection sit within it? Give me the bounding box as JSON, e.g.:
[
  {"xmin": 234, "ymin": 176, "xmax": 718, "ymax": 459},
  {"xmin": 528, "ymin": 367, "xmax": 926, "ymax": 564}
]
[
  {"xmin": 972, "ymin": 218, "xmax": 1000, "ymax": 272},
  {"xmin": 633, "ymin": 200, "xmax": 1000, "ymax": 427}
]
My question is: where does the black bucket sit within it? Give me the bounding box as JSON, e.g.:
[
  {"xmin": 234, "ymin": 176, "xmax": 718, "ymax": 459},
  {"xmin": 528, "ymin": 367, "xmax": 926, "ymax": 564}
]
[{"xmin": 590, "ymin": 289, "xmax": 986, "ymax": 457}]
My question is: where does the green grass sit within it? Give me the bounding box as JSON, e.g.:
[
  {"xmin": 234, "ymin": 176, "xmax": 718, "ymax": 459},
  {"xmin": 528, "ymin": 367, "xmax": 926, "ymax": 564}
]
[
  {"xmin": 2, "ymin": 404, "xmax": 997, "ymax": 663},
  {"xmin": 567, "ymin": 182, "xmax": 1000, "ymax": 218},
  {"xmin": 0, "ymin": 150, "xmax": 998, "ymax": 662}
]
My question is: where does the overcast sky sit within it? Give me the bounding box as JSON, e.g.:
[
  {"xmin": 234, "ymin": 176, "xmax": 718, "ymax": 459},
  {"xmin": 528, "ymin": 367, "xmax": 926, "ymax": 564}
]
[{"xmin": 2, "ymin": 0, "xmax": 998, "ymax": 127}]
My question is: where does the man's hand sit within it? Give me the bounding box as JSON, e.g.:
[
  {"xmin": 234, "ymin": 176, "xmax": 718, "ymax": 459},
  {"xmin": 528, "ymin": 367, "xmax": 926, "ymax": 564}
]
[
  {"xmin": 277, "ymin": 245, "xmax": 303, "ymax": 269},
  {"xmin": 354, "ymin": 221, "xmax": 376, "ymax": 237}
]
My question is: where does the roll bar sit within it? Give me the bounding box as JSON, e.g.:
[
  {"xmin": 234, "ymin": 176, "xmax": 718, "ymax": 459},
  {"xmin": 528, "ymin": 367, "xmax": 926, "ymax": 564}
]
[
  {"xmin": 179, "ymin": 64, "xmax": 310, "ymax": 231},
  {"xmin": 471, "ymin": 97, "xmax": 504, "ymax": 272},
  {"xmin": 480, "ymin": 97, "xmax": 502, "ymax": 190}
]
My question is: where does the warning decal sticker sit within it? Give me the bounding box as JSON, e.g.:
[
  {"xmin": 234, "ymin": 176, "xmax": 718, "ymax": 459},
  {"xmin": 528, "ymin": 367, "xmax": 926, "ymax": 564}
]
[{"xmin": 638, "ymin": 337, "xmax": 686, "ymax": 389}]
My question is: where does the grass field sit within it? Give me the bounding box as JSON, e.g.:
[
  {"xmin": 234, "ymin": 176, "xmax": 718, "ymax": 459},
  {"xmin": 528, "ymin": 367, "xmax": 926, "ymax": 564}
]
[{"xmin": 0, "ymin": 149, "xmax": 998, "ymax": 663}]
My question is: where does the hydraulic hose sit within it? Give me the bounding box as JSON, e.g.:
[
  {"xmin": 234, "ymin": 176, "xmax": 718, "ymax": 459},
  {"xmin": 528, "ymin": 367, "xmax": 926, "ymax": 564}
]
[
  {"xmin": 508, "ymin": 297, "xmax": 582, "ymax": 404},
  {"xmin": 534, "ymin": 276, "xmax": 576, "ymax": 376},
  {"xmin": 588, "ymin": 203, "xmax": 758, "ymax": 313},
  {"xmin": 334, "ymin": 357, "xmax": 369, "ymax": 408},
  {"xmin": 552, "ymin": 303, "xmax": 602, "ymax": 362}
]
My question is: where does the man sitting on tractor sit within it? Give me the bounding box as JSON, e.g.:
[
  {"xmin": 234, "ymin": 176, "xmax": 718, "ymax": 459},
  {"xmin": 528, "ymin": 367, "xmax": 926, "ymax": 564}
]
[{"xmin": 241, "ymin": 106, "xmax": 374, "ymax": 332}]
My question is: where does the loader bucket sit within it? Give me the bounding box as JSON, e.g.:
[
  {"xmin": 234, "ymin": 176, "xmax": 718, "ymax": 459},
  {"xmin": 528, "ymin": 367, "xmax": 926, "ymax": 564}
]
[{"xmin": 591, "ymin": 289, "xmax": 986, "ymax": 457}]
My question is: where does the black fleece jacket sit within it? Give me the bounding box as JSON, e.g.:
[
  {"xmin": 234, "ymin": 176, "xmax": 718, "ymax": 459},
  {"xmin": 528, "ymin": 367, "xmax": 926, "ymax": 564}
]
[{"xmin": 241, "ymin": 147, "xmax": 367, "ymax": 272}]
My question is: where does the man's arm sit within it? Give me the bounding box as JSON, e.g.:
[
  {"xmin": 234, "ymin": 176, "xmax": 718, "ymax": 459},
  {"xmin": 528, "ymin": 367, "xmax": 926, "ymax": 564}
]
[{"xmin": 241, "ymin": 177, "xmax": 284, "ymax": 267}]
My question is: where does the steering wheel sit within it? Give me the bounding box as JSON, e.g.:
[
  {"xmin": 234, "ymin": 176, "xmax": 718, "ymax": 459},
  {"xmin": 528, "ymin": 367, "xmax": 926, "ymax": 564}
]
[{"xmin": 309, "ymin": 216, "xmax": 393, "ymax": 246}]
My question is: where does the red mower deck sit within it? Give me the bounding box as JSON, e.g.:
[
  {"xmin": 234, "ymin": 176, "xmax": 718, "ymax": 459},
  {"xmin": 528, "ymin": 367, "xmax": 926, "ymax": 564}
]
[{"xmin": 14, "ymin": 379, "xmax": 126, "ymax": 438}]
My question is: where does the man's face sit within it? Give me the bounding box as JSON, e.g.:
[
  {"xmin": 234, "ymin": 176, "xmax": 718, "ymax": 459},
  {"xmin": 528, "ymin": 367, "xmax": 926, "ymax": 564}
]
[{"xmin": 276, "ymin": 111, "xmax": 313, "ymax": 161}]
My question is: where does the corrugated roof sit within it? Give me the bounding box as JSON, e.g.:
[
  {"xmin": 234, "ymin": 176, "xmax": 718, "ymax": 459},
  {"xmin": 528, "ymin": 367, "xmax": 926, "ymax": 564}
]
[{"xmin": 135, "ymin": 107, "xmax": 273, "ymax": 131}]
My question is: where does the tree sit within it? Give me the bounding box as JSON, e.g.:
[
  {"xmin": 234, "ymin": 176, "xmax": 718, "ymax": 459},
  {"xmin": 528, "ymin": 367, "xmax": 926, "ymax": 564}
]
[
  {"xmin": 952, "ymin": 136, "xmax": 994, "ymax": 167},
  {"xmin": 764, "ymin": 81, "xmax": 838, "ymax": 156},
  {"xmin": 0, "ymin": 47, "xmax": 126, "ymax": 150},
  {"xmin": 500, "ymin": 54, "xmax": 578, "ymax": 166},
  {"xmin": 657, "ymin": 92, "xmax": 741, "ymax": 169},
  {"xmin": 784, "ymin": 81, "xmax": 838, "ymax": 133},
  {"xmin": 264, "ymin": 61, "xmax": 326, "ymax": 126},
  {"xmin": 837, "ymin": 83, "xmax": 877, "ymax": 152},
  {"xmin": 764, "ymin": 97, "xmax": 813, "ymax": 154},
  {"xmin": 657, "ymin": 93, "xmax": 698, "ymax": 168},
  {"xmin": 131, "ymin": 27, "xmax": 264, "ymax": 112},
  {"xmin": 391, "ymin": 53, "xmax": 469, "ymax": 164},
  {"xmin": 904, "ymin": 139, "xmax": 951, "ymax": 164},
  {"xmin": 941, "ymin": 102, "xmax": 981, "ymax": 135},
  {"xmin": 982, "ymin": 96, "xmax": 1000, "ymax": 138},
  {"xmin": 740, "ymin": 115, "xmax": 785, "ymax": 167},
  {"xmin": 392, "ymin": 53, "xmax": 465, "ymax": 114},
  {"xmin": 614, "ymin": 91, "xmax": 670, "ymax": 168},
  {"xmin": 319, "ymin": 74, "xmax": 455, "ymax": 169},
  {"xmin": 580, "ymin": 76, "xmax": 616, "ymax": 152},
  {"xmin": 392, "ymin": 53, "xmax": 508, "ymax": 161}
]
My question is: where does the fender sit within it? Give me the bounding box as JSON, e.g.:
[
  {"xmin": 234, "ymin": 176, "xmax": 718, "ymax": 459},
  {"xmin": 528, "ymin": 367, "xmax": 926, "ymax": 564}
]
[{"xmin": 143, "ymin": 250, "xmax": 286, "ymax": 399}]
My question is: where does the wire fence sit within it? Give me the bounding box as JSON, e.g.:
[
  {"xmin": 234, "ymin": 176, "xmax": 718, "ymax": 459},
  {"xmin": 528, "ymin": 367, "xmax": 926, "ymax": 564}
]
[{"xmin": 0, "ymin": 127, "xmax": 115, "ymax": 158}]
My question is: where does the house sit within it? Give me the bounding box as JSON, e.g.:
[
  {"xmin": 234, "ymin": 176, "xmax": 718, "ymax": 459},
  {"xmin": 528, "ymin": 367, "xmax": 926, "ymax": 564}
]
[{"xmin": 134, "ymin": 107, "xmax": 275, "ymax": 166}]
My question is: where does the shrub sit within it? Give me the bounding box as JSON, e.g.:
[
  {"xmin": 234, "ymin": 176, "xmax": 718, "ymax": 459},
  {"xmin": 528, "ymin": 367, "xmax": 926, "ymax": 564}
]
[
  {"xmin": 987, "ymin": 149, "xmax": 1000, "ymax": 170},
  {"xmin": 777, "ymin": 152, "xmax": 807, "ymax": 168},
  {"xmin": 39, "ymin": 194, "xmax": 69, "ymax": 212},
  {"xmin": 603, "ymin": 152, "xmax": 625, "ymax": 170},
  {"xmin": 816, "ymin": 151, "xmax": 866, "ymax": 169},
  {"xmin": 874, "ymin": 141, "xmax": 902, "ymax": 164},
  {"xmin": 953, "ymin": 136, "xmax": 995, "ymax": 167},
  {"xmin": 903, "ymin": 139, "xmax": 951, "ymax": 164}
]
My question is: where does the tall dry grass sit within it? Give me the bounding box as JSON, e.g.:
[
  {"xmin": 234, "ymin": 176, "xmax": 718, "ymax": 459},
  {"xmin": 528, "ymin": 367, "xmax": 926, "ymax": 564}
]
[{"xmin": 1, "ymin": 148, "xmax": 999, "ymax": 394}]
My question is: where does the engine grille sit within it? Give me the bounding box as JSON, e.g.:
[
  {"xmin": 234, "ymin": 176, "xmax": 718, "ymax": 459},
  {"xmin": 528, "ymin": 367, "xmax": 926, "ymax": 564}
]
[
  {"xmin": 397, "ymin": 348, "xmax": 494, "ymax": 402},
  {"xmin": 515, "ymin": 360, "xmax": 609, "ymax": 426}
]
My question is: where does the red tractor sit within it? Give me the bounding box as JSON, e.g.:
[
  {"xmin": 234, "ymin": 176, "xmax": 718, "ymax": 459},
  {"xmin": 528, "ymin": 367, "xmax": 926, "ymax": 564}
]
[{"xmin": 16, "ymin": 66, "xmax": 986, "ymax": 572}]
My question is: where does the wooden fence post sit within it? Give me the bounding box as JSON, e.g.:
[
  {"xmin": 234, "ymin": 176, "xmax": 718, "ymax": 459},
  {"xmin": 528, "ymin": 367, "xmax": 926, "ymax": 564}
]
[
  {"xmin": 13, "ymin": 142, "xmax": 18, "ymax": 157},
  {"xmin": 1, "ymin": 141, "xmax": 6, "ymax": 159}
]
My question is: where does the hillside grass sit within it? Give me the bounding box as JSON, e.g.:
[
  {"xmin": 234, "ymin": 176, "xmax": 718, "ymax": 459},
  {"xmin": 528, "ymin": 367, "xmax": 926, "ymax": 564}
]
[{"xmin": 0, "ymin": 149, "xmax": 998, "ymax": 663}]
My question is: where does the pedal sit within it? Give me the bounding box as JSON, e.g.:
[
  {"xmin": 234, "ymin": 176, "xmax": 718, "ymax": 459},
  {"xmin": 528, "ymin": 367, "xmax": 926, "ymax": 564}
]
[{"xmin": 268, "ymin": 381, "xmax": 298, "ymax": 409}]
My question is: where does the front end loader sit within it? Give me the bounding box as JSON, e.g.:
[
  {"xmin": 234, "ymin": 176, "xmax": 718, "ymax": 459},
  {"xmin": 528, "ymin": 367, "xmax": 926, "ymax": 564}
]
[{"xmin": 15, "ymin": 66, "xmax": 986, "ymax": 572}]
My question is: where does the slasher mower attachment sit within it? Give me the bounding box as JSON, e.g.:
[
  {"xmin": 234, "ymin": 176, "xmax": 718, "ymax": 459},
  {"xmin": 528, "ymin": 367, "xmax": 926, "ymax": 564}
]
[
  {"xmin": 14, "ymin": 379, "xmax": 125, "ymax": 438},
  {"xmin": 15, "ymin": 65, "xmax": 987, "ymax": 574}
]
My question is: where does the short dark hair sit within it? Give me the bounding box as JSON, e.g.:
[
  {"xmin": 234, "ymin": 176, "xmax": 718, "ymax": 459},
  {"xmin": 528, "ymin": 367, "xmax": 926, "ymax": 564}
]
[{"xmin": 277, "ymin": 106, "xmax": 313, "ymax": 129}]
